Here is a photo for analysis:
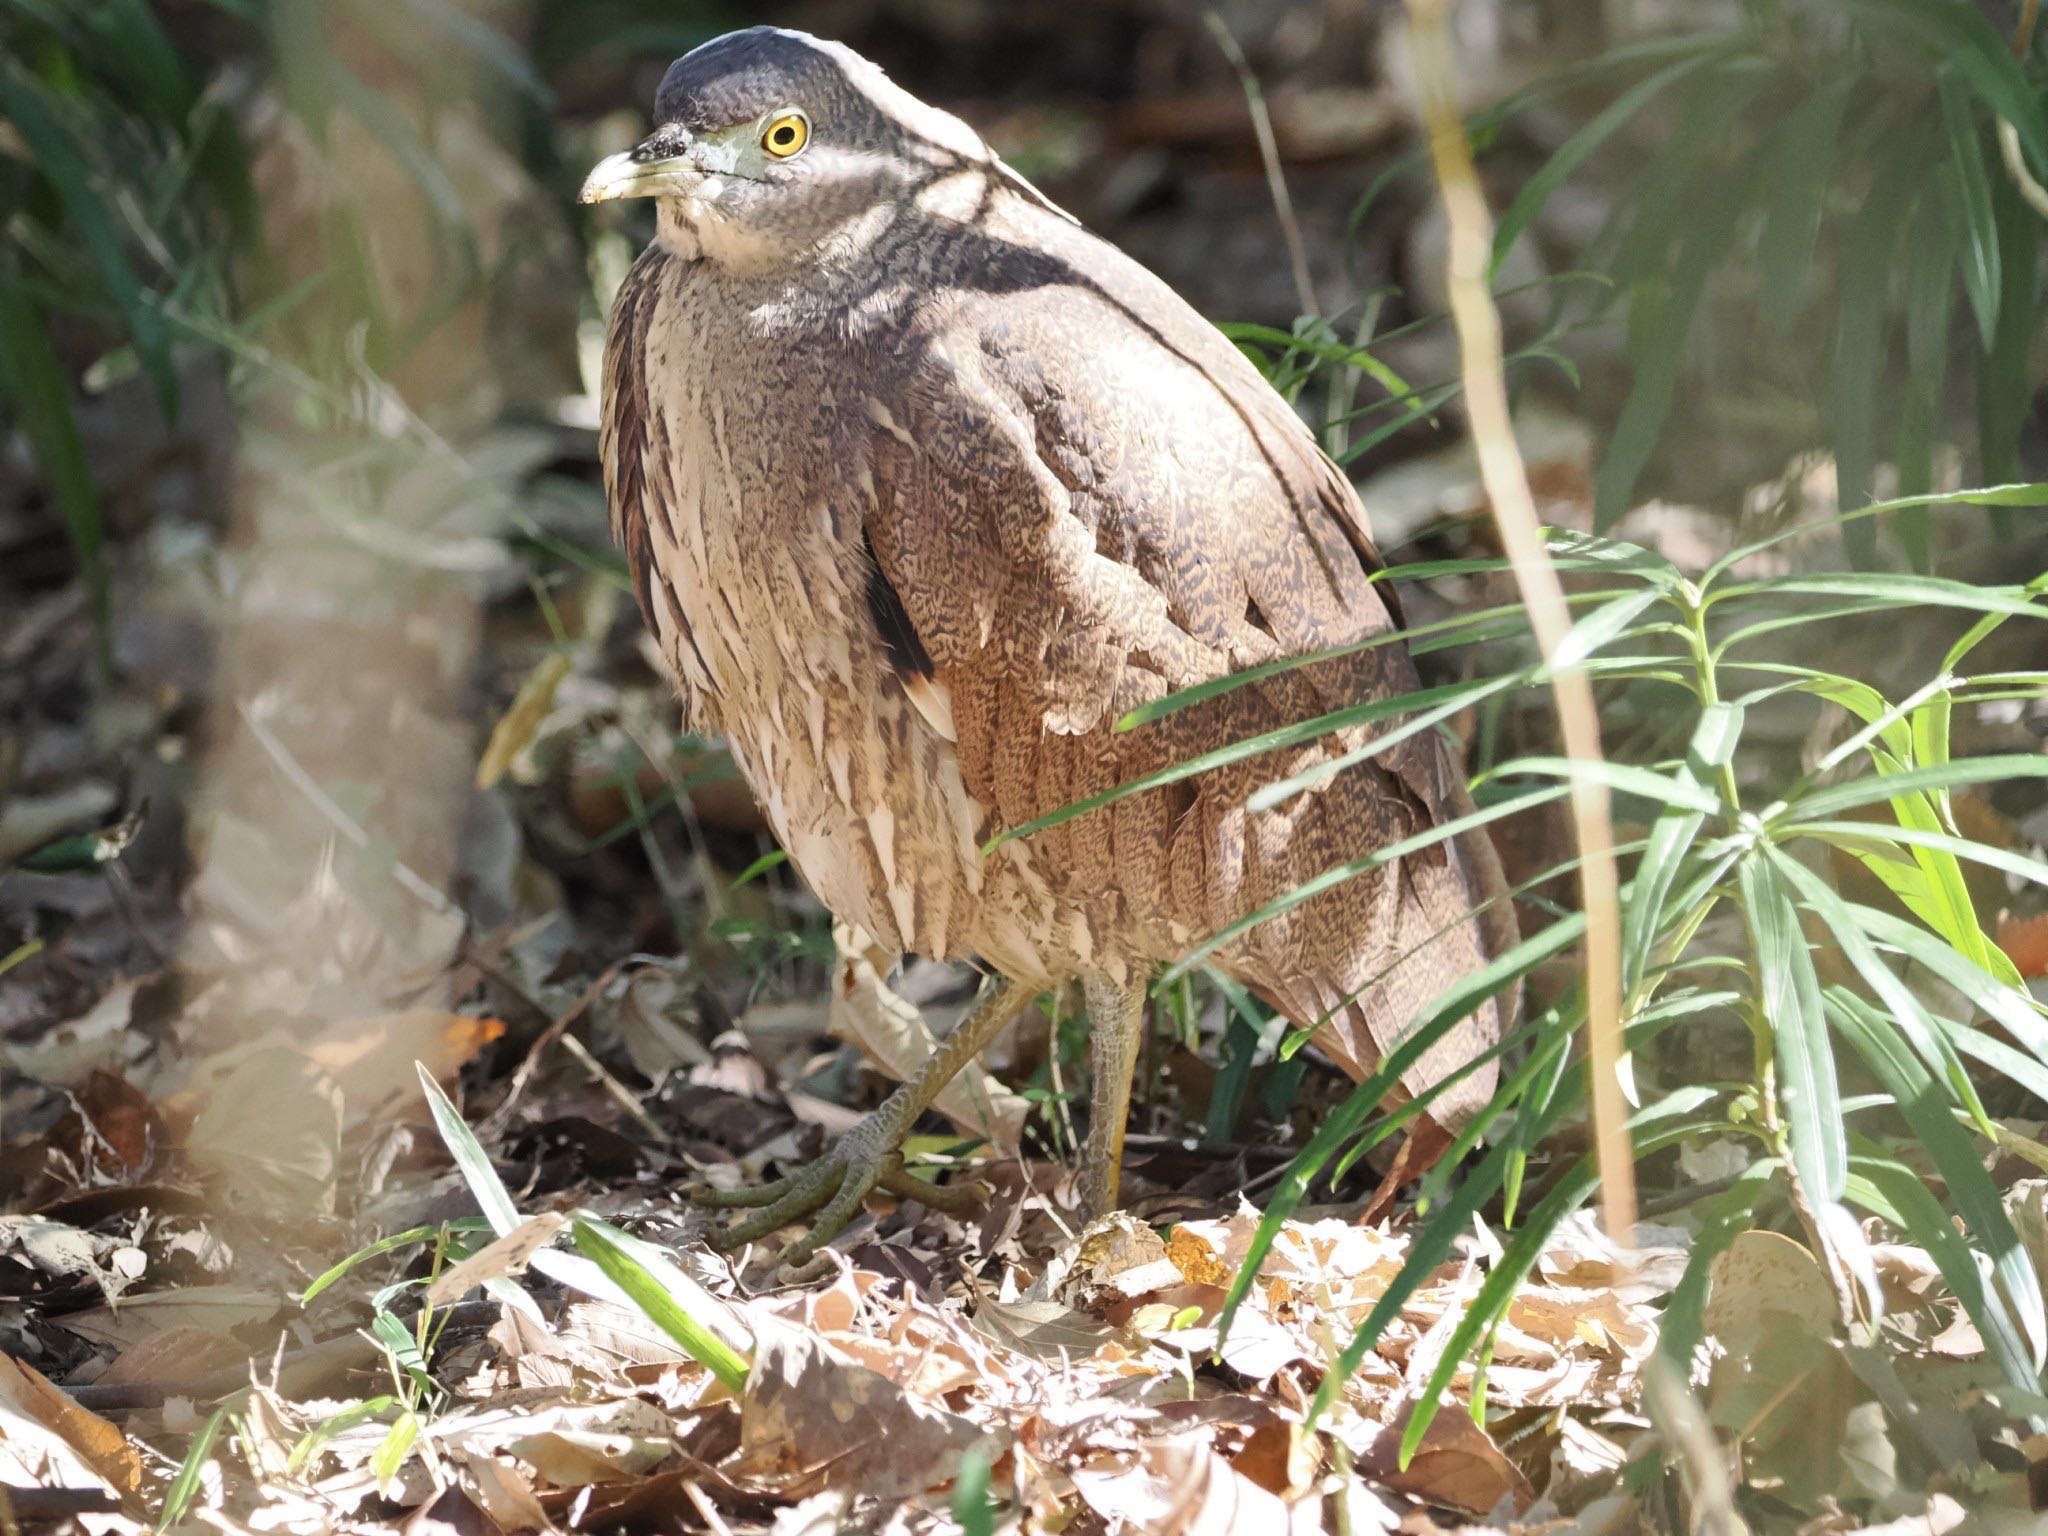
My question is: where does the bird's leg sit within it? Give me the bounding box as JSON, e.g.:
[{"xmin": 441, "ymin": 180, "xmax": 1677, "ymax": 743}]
[
  {"xmin": 688, "ymin": 975, "xmax": 1035, "ymax": 1281},
  {"xmin": 1078, "ymin": 972, "xmax": 1147, "ymax": 1219}
]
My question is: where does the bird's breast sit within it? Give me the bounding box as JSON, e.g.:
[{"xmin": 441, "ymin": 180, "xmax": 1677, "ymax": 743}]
[{"xmin": 629, "ymin": 327, "xmax": 1027, "ymax": 969}]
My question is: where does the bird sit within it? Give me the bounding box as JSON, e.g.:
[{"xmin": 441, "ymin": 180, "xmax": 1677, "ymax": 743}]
[{"xmin": 582, "ymin": 27, "xmax": 1518, "ymax": 1279}]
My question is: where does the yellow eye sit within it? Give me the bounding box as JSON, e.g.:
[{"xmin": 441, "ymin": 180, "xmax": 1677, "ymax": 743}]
[{"xmin": 761, "ymin": 112, "xmax": 809, "ymax": 158}]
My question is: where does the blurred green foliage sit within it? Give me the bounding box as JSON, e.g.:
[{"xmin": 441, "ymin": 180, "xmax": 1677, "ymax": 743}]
[{"xmin": 1491, "ymin": 0, "xmax": 2048, "ymax": 566}]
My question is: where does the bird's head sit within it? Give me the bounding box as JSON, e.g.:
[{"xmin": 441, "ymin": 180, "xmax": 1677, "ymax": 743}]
[{"xmin": 579, "ymin": 28, "xmax": 995, "ymax": 271}]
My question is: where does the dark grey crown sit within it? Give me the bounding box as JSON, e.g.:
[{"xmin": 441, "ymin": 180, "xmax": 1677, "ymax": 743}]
[{"xmin": 653, "ymin": 27, "xmax": 889, "ymax": 144}]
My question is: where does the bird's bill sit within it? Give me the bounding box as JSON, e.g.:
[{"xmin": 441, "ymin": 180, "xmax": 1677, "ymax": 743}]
[{"xmin": 579, "ymin": 147, "xmax": 704, "ymax": 204}]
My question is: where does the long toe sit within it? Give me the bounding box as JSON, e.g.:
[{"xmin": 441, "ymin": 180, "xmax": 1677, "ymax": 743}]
[{"xmin": 702, "ymin": 1161, "xmax": 845, "ymax": 1251}]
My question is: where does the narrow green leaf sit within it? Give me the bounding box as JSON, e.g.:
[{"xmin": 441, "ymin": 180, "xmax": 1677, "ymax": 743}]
[
  {"xmin": 1850, "ymin": 1154, "xmax": 2039, "ymax": 1393},
  {"xmin": 1162, "ymin": 785, "xmax": 1569, "ymax": 981},
  {"xmin": 1781, "ymin": 754, "xmax": 2048, "ymax": 823},
  {"xmin": 570, "ymin": 1215, "xmax": 752, "ymax": 1394},
  {"xmin": 1783, "ymin": 820, "xmax": 2048, "ymax": 893},
  {"xmin": 1846, "ymin": 902, "xmax": 2048, "ymax": 1067},
  {"xmin": 1772, "ymin": 846, "xmax": 1990, "ymax": 1131},
  {"xmin": 0, "ymin": 273, "xmax": 107, "ymax": 661},
  {"xmin": 0, "ymin": 57, "xmax": 175, "ymax": 415},
  {"xmin": 1828, "ymin": 988, "xmax": 2044, "ymax": 1368},
  {"xmin": 1623, "ymin": 702, "xmax": 1742, "ymax": 992},
  {"xmin": 1490, "ymin": 51, "xmax": 1725, "ymax": 276},
  {"xmin": 1701, "ymin": 483, "xmax": 2048, "ymax": 586},
  {"xmin": 1490, "ymin": 756, "xmax": 1722, "ymax": 816},
  {"xmin": 1659, "ymin": 1163, "xmax": 1781, "ymax": 1368},
  {"xmin": 1216, "ymin": 909, "xmax": 1588, "ymax": 1345},
  {"xmin": 414, "ymin": 1062, "xmax": 520, "ymax": 1234},
  {"xmin": 1246, "ymin": 674, "xmax": 1522, "ymax": 814},
  {"xmin": 1979, "ymin": 174, "xmax": 2042, "ymax": 489},
  {"xmin": 1712, "ymin": 572, "xmax": 2048, "ymax": 620},
  {"xmin": 989, "ymin": 677, "xmax": 1508, "ymax": 854},
  {"xmin": 1374, "ymin": 1090, "xmax": 1720, "ymax": 1451},
  {"xmin": 1756, "ymin": 79, "xmax": 1853, "ymax": 327},
  {"xmin": 1840, "ymin": 0, "xmax": 2048, "ymax": 173},
  {"xmin": 301, "ymin": 1222, "xmax": 489, "ymax": 1306},
  {"xmin": 1938, "ymin": 69, "xmax": 2002, "ymax": 349},
  {"xmin": 160, "ymin": 1403, "xmax": 230, "ymax": 1527},
  {"xmin": 1832, "ymin": 136, "xmax": 1920, "ymax": 562},
  {"xmin": 1738, "ymin": 853, "xmax": 1846, "ymax": 1202}
]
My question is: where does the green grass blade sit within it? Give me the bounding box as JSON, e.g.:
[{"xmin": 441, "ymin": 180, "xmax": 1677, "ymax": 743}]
[
  {"xmin": 570, "ymin": 1215, "xmax": 752, "ymax": 1394},
  {"xmin": 160, "ymin": 1403, "xmax": 230, "ymax": 1527},
  {"xmin": 1623, "ymin": 702, "xmax": 1742, "ymax": 993},
  {"xmin": 1850, "ymin": 1154, "xmax": 2040, "ymax": 1393},
  {"xmin": 1215, "ymin": 908, "xmax": 1588, "ymax": 1346},
  {"xmin": 0, "ymin": 273, "xmax": 108, "ymax": 664},
  {"xmin": 1737, "ymin": 852, "xmax": 1846, "ymax": 1202},
  {"xmin": 1779, "ymin": 754, "xmax": 2048, "ymax": 824},
  {"xmin": 987, "ymin": 676, "xmax": 1509, "ymax": 854},
  {"xmin": 1828, "ymin": 988, "xmax": 2044, "ymax": 1367}
]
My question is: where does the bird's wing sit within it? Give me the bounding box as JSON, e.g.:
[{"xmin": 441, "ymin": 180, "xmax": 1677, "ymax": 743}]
[
  {"xmin": 861, "ymin": 243, "xmax": 1513, "ymax": 1118},
  {"xmin": 599, "ymin": 246, "xmax": 701, "ymax": 721}
]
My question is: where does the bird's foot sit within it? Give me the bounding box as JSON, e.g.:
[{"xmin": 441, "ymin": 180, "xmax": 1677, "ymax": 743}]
[{"xmin": 686, "ymin": 1116, "xmax": 986, "ymax": 1284}]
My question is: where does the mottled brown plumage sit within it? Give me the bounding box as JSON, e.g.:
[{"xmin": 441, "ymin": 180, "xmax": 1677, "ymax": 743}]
[{"xmin": 585, "ymin": 28, "xmax": 1515, "ymax": 1273}]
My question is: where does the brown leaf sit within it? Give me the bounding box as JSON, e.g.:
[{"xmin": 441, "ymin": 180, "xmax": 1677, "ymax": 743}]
[
  {"xmin": 736, "ymin": 1326, "xmax": 995, "ymax": 1500},
  {"xmin": 1340, "ymin": 1401, "xmax": 1533, "ymax": 1517},
  {"xmin": 304, "ymin": 1009, "xmax": 507, "ymax": 1126},
  {"xmin": 1070, "ymin": 1431, "xmax": 1323, "ymax": 1535},
  {"xmin": 970, "ymin": 1297, "xmax": 1126, "ymax": 1362},
  {"xmin": 183, "ymin": 1046, "xmax": 343, "ymax": 1214},
  {"xmin": 0, "ymin": 1352, "xmax": 142, "ymax": 1498},
  {"xmin": 423, "ymin": 1212, "xmax": 568, "ymax": 1308},
  {"xmin": 52, "ymin": 1071, "xmax": 165, "ymax": 1182},
  {"xmin": 95, "ymin": 1326, "xmax": 249, "ymax": 1388},
  {"xmin": 1704, "ymin": 1230, "xmax": 1838, "ymax": 1356}
]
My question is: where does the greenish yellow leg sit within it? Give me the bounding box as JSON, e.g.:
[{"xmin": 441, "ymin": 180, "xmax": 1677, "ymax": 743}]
[
  {"xmin": 687, "ymin": 975, "xmax": 1034, "ymax": 1280},
  {"xmin": 1078, "ymin": 972, "xmax": 1147, "ymax": 1219}
]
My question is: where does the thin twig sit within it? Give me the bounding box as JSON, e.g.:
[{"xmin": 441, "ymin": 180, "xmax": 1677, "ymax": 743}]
[
  {"xmin": 1402, "ymin": 0, "xmax": 1635, "ymax": 1248},
  {"xmin": 1205, "ymin": 12, "xmax": 1321, "ymax": 321}
]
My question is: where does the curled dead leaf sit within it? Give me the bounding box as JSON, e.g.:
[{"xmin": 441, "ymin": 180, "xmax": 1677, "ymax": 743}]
[{"xmin": 737, "ymin": 1325, "xmax": 997, "ymax": 1501}]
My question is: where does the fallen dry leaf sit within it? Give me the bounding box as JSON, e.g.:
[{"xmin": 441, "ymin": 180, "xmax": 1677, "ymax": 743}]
[
  {"xmin": 736, "ymin": 1324, "xmax": 996, "ymax": 1500},
  {"xmin": 0, "ymin": 1352, "xmax": 142, "ymax": 1500},
  {"xmin": 1070, "ymin": 1430, "xmax": 1323, "ymax": 1536},
  {"xmin": 182, "ymin": 1045, "xmax": 344, "ymax": 1213},
  {"xmin": 424, "ymin": 1212, "xmax": 569, "ymax": 1308},
  {"xmin": 305, "ymin": 1009, "xmax": 508, "ymax": 1126}
]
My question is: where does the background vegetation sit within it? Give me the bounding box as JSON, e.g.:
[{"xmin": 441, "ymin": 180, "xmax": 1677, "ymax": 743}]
[{"xmin": 1, "ymin": 1, "xmax": 2045, "ymax": 1531}]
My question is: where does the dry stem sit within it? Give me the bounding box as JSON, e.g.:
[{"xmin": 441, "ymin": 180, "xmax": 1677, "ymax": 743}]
[{"xmin": 1401, "ymin": 0, "xmax": 1635, "ymax": 1248}]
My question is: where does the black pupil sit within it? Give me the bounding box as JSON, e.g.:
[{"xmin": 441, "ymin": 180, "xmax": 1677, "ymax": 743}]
[{"xmin": 773, "ymin": 123, "xmax": 795, "ymax": 146}]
